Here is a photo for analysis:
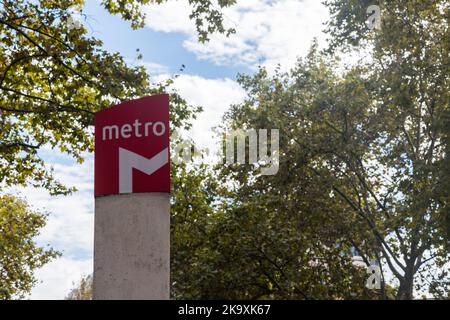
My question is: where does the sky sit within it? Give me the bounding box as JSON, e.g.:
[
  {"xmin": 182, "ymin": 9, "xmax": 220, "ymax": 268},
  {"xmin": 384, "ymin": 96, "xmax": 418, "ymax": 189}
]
[{"xmin": 8, "ymin": 0, "xmax": 331, "ymax": 299}]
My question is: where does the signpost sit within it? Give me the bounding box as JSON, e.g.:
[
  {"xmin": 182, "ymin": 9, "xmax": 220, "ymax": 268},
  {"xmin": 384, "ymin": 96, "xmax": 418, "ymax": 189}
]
[{"xmin": 93, "ymin": 94, "xmax": 170, "ymax": 300}]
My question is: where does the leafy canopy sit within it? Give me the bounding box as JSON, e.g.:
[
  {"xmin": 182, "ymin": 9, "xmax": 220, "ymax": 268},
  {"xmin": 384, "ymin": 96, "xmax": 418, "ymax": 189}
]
[{"xmin": 0, "ymin": 194, "xmax": 59, "ymax": 299}]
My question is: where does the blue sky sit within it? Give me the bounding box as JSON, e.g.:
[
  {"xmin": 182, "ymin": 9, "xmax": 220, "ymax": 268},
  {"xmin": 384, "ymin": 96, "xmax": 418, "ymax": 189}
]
[
  {"xmin": 13, "ymin": 0, "xmax": 330, "ymax": 299},
  {"xmin": 82, "ymin": 0, "xmax": 248, "ymax": 79}
]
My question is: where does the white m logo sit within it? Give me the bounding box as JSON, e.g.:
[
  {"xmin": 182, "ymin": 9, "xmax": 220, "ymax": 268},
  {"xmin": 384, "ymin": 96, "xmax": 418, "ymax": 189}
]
[{"xmin": 119, "ymin": 147, "xmax": 169, "ymax": 194}]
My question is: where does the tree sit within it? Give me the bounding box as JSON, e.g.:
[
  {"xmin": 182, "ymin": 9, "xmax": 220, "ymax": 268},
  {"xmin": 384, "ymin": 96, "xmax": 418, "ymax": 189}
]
[
  {"xmin": 199, "ymin": 52, "xmax": 384, "ymax": 299},
  {"xmin": 170, "ymin": 161, "xmax": 225, "ymax": 299},
  {"xmin": 323, "ymin": 0, "xmax": 449, "ymax": 299},
  {"xmin": 0, "ymin": 194, "xmax": 59, "ymax": 299},
  {"xmin": 167, "ymin": 64, "xmax": 380, "ymax": 299},
  {"xmin": 0, "ymin": 0, "xmax": 234, "ymax": 195},
  {"xmin": 65, "ymin": 274, "xmax": 92, "ymax": 300},
  {"xmin": 212, "ymin": 0, "xmax": 449, "ymax": 298}
]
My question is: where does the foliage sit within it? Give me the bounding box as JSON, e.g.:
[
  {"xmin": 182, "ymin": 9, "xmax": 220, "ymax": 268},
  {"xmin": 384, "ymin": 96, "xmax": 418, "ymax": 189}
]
[
  {"xmin": 101, "ymin": 0, "xmax": 237, "ymax": 42},
  {"xmin": 65, "ymin": 274, "xmax": 92, "ymax": 300},
  {"xmin": 197, "ymin": 51, "xmax": 384, "ymax": 299},
  {"xmin": 170, "ymin": 161, "xmax": 222, "ymax": 299},
  {"xmin": 0, "ymin": 194, "xmax": 59, "ymax": 299},
  {"xmin": 324, "ymin": 0, "xmax": 449, "ymax": 299},
  {"xmin": 169, "ymin": 57, "xmax": 384, "ymax": 299}
]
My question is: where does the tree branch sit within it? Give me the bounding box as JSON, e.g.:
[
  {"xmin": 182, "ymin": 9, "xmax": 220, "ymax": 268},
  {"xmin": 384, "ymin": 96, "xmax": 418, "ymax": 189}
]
[{"xmin": 0, "ymin": 85, "xmax": 94, "ymax": 114}]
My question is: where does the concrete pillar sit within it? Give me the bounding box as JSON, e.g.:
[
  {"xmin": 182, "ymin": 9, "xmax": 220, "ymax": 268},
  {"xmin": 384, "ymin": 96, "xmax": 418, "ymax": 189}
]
[{"xmin": 93, "ymin": 193, "xmax": 169, "ymax": 300}]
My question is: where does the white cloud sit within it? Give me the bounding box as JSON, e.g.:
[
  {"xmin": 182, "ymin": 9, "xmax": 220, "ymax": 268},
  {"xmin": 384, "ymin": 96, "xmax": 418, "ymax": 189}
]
[
  {"xmin": 144, "ymin": 0, "xmax": 330, "ymax": 72},
  {"xmin": 128, "ymin": 60, "xmax": 170, "ymax": 76},
  {"xmin": 12, "ymin": 153, "xmax": 95, "ymax": 258},
  {"xmin": 29, "ymin": 256, "xmax": 92, "ymax": 300},
  {"xmin": 167, "ymin": 74, "xmax": 247, "ymax": 158},
  {"xmin": 2, "ymin": 151, "xmax": 94, "ymax": 299},
  {"xmin": 140, "ymin": 62, "xmax": 170, "ymax": 76},
  {"xmin": 144, "ymin": 0, "xmax": 194, "ymax": 34}
]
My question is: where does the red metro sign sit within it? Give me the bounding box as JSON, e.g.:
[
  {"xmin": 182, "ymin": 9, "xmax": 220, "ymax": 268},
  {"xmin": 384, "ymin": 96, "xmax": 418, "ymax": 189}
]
[{"xmin": 94, "ymin": 94, "xmax": 170, "ymax": 196}]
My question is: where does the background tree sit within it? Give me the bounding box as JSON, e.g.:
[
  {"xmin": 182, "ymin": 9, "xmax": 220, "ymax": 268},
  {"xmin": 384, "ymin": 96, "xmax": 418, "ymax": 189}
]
[
  {"xmin": 170, "ymin": 54, "xmax": 383, "ymax": 299},
  {"xmin": 324, "ymin": 0, "xmax": 449, "ymax": 299},
  {"xmin": 199, "ymin": 53, "xmax": 384, "ymax": 299},
  {"xmin": 0, "ymin": 194, "xmax": 59, "ymax": 299},
  {"xmin": 170, "ymin": 160, "xmax": 221, "ymax": 299},
  {"xmin": 65, "ymin": 274, "xmax": 92, "ymax": 300}
]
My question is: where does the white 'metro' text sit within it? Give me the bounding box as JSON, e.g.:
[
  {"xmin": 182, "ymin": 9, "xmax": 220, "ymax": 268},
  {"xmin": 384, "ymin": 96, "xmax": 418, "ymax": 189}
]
[{"xmin": 102, "ymin": 119, "xmax": 166, "ymax": 141}]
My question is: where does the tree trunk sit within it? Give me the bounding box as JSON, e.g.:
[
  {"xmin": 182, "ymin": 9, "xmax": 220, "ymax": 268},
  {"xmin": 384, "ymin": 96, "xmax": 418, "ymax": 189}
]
[{"xmin": 396, "ymin": 269, "xmax": 414, "ymax": 300}]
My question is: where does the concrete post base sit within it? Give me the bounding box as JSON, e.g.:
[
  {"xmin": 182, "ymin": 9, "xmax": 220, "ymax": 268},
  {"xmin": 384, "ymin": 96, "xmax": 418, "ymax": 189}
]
[{"xmin": 93, "ymin": 193, "xmax": 169, "ymax": 300}]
